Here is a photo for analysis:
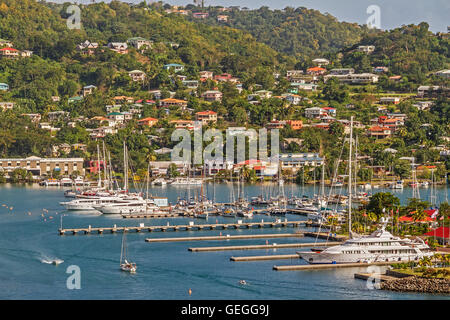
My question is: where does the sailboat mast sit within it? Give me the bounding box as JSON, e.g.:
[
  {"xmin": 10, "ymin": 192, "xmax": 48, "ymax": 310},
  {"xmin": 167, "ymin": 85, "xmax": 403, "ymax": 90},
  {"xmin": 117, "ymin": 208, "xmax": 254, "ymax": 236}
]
[
  {"xmin": 102, "ymin": 141, "xmax": 108, "ymax": 190},
  {"xmin": 97, "ymin": 143, "xmax": 102, "ymax": 188},
  {"xmin": 321, "ymin": 162, "xmax": 325, "ymax": 198},
  {"xmin": 120, "ymin": 231, "xmax": 125, "ymax": 264},
  {"xmin": 123, "ymin": 141, "xmax": 128, "ymax": 192},
  {"xmin": 348, "ymin": 116, "xmax": 354, "ymax": 236}
]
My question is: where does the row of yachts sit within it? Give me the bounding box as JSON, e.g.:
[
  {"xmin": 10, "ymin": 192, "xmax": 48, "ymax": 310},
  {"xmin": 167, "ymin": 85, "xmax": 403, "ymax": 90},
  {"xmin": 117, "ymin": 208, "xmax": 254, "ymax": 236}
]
[{"xmin": 60, "ymin": 190, "xmax": 162, "ymax": 214}]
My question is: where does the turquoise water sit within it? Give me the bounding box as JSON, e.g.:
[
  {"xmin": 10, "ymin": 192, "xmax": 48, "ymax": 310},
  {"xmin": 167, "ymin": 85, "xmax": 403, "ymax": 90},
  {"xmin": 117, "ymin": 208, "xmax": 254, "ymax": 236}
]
[{"xmin": 0, "ymin": 183, "xmax": 448, "ymax": 300}]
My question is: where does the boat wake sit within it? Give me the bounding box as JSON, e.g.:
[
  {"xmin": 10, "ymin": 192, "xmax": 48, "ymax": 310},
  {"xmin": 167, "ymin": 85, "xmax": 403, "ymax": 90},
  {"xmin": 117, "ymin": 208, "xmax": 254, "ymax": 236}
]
[{"xmin": 39, "ymin": 255, "xmax": 64, "ymax": 265}]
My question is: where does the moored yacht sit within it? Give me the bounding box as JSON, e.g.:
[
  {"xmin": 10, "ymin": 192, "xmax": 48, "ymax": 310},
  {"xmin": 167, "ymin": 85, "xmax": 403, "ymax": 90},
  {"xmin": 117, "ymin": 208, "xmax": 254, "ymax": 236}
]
[
  {"xmin": 390, "ymin": 180, "xmax": 404, "ymax": 189},
  {"xmin": 297, "ymin": 219, "xmax": 433, "ymax": 264},
  {"xmin": 60, "ymin": 196, "xmax": 121, "ymax": 211},
  {"xmin": 170, "ymin": 178, "xmax": 203, "ymax": 185}
]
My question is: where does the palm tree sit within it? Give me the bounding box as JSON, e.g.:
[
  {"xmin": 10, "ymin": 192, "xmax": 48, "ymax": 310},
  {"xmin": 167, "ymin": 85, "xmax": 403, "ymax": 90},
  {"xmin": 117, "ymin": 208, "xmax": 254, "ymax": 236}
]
[
  {"xmin": 412, "ymin": 208, "xmax": 427, "ymax": 222},
  {"xmin": 418, "ymin": 256, "xmax": 433, "ymax": 268},
  {"xmin": 433, "ymin": 253, "xmax": 443, "ymax": 267}
]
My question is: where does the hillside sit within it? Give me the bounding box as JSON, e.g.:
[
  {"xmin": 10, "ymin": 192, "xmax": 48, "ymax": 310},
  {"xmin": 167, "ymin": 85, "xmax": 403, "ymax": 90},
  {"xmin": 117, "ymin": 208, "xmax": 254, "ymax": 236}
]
[
  {"xmin": 0, "ymin": 0, "xmax": 291, "ymax": 113},
  {"xmin": 339, "ymin": 23, "xmax": 450, "ymax": 82},
  {"xmin": 185, "ymin": 5, "xmax": 370, "ymax": 59}
]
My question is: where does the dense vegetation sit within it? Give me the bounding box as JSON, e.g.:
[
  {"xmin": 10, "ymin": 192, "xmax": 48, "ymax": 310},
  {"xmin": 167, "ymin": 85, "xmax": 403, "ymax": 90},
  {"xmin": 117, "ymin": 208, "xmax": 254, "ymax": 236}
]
[{"xmin": 185, "ymin": 5, "xmax": 370, "ymax": 60}]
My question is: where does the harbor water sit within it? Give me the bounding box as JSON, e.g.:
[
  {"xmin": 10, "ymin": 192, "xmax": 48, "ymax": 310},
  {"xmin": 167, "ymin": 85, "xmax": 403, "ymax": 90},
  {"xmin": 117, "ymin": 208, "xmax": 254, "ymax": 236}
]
[{"xmin": 0, "ymin": 183, "xmax": 448, "ymax": 299}]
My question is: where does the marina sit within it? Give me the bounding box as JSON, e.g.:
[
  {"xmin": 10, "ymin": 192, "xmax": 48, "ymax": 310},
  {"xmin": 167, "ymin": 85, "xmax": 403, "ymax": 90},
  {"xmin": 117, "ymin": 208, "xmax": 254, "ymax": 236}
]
[{"xmin": 0, "ymin": 183, "xmax": 448, "ymax": 299}]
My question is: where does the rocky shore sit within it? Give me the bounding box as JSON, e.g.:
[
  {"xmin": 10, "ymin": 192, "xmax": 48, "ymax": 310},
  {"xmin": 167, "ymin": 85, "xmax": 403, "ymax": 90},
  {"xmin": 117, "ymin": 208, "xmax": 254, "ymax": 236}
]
[{"xmin": 381, "ymin": 276, "xmax": 450, "ymax": 294}]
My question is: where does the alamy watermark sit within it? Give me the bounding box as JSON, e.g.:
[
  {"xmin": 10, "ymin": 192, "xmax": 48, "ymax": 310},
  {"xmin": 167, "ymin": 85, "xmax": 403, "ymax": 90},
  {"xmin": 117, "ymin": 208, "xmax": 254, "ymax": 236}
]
[
  {"xmin": 171, "ymin": 124, "xmax": 279, "ymax": 165},
  {"xmin": 66, "ymin": 5, "xmax": 81, "ymax": 30},
  {"xmin": 365, "ymin": 265, "xmax": 382, "ymax": 290},
  {"xmin": 366, "ymin": 5, "xmax": 381, "ymax": 29},
  {"xmin": 66, "ymin": 265, "xmax": 81, "ymax": 290}
]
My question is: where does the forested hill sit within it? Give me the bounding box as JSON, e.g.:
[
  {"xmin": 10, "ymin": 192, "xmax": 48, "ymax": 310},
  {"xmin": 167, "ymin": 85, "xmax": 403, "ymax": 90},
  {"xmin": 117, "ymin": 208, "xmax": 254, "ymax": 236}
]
[
  {"xmin": 339, "ymin": 23, "xmax": 450, "ymax": 82},
  {"xmin": 0, "ymin": 0, "xmax": 293, "ymax": 112},
  {"xmin": 0, "ymin": 0, "xmax": 289, "ymax": 69},
  {"xmin": 184, "ymin": 5, "xmax": 371, "ymax": 59}
]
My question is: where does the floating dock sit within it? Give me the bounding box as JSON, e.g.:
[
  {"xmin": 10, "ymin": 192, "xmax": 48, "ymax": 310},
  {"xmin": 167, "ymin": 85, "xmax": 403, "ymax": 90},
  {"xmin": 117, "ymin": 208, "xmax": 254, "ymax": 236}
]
[
  {"xmin": 230, "ymin": 254, "xmax": 300, "ymax": 261},
  {"xmin": 188, "ymin": 241, "xmax": 342, "ymax": 252},
  {"xmin": 122, "ymin": 212, "xmax": 181, "ymax": 219},
  {"xmin": 273, "ymin": 260, "xmax": 396, "ymax": 271},
  {"xmin": 58, "ymin": 220, "xmax": 306, "ymax": 235},
  {"xmin": 145, "ymin": 233, "xmax": 304, "ymax": 243}
]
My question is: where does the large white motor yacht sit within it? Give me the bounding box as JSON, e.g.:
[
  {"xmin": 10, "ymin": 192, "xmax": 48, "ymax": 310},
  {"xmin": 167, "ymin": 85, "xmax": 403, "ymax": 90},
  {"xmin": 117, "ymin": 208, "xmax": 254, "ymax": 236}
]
[{"xmin": 297, "ymin": 219, "xmax": 434, "ymax": 264}]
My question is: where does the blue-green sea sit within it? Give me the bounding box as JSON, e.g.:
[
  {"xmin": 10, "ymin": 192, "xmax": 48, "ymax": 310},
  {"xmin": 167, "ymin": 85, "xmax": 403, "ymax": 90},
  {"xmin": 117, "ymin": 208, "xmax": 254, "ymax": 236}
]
[{"xmin": 0, "ymin": 183, "xmax": 448, "ymax": 300}]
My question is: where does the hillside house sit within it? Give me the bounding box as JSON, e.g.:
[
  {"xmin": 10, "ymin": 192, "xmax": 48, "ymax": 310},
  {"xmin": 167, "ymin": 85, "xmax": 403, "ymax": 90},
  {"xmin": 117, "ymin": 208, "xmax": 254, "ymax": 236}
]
[
  {"xmin": 76, "ymin": 40, "xmax": 98, "ymax": 55},
  {"xmin": 201, "ymin": 90, "xmax": 223, "ymax": 102},
  {"xmin": 128, "ymin": 70, "xmax": 146, "ymax": 82},
  {"xmin": 107, "ymin": 42, "xmax": 128, "ymax": 54},
  {"xmin": 83, "ymin": 85, "xmax": 97, "ymax": 97},
  {"xmin": 163, "ymin": 63, "xmax": 184, "ymax": 73},
  {"xmin": 195, "ymin": 110, "xmax": 217, "ymax": 125}
]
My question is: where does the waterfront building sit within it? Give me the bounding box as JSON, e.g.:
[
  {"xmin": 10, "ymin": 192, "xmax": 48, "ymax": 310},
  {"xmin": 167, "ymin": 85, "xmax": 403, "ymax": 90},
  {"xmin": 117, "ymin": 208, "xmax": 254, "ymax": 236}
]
[
  {"xmin": 279, "ymin": 153, "xmax": 324, "ymax": 172},
  {"xmin": 148, "ymin": 161, "xmax": 188, "ymax": 176},
  {"xmin": 0, "ymin": 156, "xmax": 84, "ymax": 177}
]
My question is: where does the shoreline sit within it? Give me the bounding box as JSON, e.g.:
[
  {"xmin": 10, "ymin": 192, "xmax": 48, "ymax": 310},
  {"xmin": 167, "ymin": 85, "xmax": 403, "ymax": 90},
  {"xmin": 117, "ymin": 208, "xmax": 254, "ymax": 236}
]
[{"xmin": 380, "ymin": 275, "xmax": 450, "ymax": 294}]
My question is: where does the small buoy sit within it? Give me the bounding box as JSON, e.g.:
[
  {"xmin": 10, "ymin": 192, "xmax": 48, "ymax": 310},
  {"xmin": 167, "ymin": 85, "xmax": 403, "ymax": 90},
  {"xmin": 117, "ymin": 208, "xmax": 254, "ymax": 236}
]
[{"xmin": 188, "ymin": 288, "xmax": 192, "ymax": 296}]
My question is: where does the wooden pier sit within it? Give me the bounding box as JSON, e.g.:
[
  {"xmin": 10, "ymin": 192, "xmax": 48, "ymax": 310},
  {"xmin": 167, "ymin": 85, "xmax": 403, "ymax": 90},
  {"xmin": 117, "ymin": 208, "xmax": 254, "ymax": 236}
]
[
  {"xmin": 188, "ymin": 241, "xmax": 342, "ymax": 252},
  {"xmin": 273, "ymin": 260, "xmax": 396, "ymax": 271},
  {"xmin": 145, "ymin": 233, "xmax": 304, "ymax": 243},
  {"xmin": 122, "ymin": 212, "xmax": 181, "ymax": 219},
  {"xmin": 230, "ymin": 254, "xmax": 300, "ymax": 261},
  {"xmin": 58, "ymin": 220, "xmax": 305, "ymax": 236}
]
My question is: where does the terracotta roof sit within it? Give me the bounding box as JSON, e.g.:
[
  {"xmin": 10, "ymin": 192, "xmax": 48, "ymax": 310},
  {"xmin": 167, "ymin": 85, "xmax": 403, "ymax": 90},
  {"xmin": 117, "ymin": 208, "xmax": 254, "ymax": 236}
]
[
  {"xmin": 138, "ymin": 117, "xmax": 158, "ymax": 122},
  {"xmin": 369, "ymin": 126, "xmax": 390, "ymax": 132},
  {"xmin": 196, "ymin": 110, "xmax": 217, "ymax": 115},
  {"xmin": 307, "ymin": 67, "xmax": 326, "ymax": 72},
  {"xmin": 0, "ymin": 47, "xmax": 18, "ymax": 51},
  {"xmin": 160, "ymin": 98, "xmax": 187, "ymax": 103}
]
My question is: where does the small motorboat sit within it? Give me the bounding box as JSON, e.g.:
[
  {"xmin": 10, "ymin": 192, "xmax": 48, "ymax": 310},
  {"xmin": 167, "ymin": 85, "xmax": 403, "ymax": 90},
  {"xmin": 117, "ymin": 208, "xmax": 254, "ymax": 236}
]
[
  {"xmin": 239, "ymin": 280, "xmax": 248, "ymax": 285},
  {"xmin": 64, "ymin": 190, "xmax": 77, "ymax": 198}
]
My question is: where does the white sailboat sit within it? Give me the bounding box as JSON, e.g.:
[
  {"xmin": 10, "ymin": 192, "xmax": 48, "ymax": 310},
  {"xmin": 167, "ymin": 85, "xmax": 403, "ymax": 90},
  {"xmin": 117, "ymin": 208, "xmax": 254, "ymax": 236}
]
[{"xmin": 120, "ymin": 230, "xmax": 137, "ymax": 273}]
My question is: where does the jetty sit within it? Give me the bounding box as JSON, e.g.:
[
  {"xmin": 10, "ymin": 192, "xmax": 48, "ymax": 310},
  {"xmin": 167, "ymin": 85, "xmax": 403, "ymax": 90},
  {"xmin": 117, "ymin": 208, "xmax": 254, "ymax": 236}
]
[
  {"xmin": 188, "ymin": 241, "xmax": 342, "ymax": 252},
  {"xmin": 145, "ymin": 233, "xmax": 304, "ymax": 243},
  {"xmin": 273, "ymin": 260, "xmax": 397, "ymax": 271},
  {"xmin": 231, "ymin": 254, "xmax": 300, "ymax": 261},
  {"xmin": 354, "ymin": 272, "xmax": 398, "ymax": 282},
  {"xmin": 58, "ymin": 219, "xmax": 306, "ymax": 235},
  {"xmin": 122, "ymin": 212, "xmax": 181, "ymax": 219}
]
